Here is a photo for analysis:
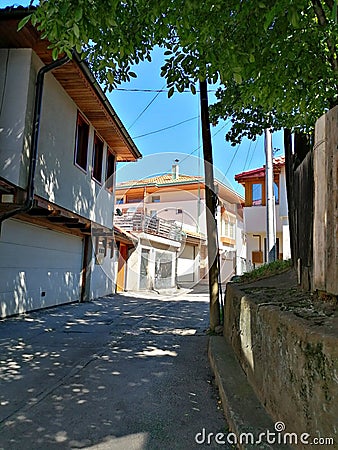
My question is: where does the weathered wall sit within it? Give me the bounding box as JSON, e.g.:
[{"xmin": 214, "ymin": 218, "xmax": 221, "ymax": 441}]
[
  {"xmin": 313, "ymin": 106, "xmax": 338, "ymax": 296},
  {"xmin": 224, "ymin": 282, "xmax": 338, "ymax": 448}
]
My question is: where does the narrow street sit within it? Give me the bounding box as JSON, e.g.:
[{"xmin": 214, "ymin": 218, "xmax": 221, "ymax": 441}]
[{"xmin": 0, "ymin": 288, "xmax": 231, "ymax": 450}]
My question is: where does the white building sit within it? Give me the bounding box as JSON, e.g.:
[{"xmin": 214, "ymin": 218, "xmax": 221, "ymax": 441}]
[
  {"xmin": 235, "ymin": 156, "xmax": 291, "ymax": 267},
  {"xmin": 0, "ymin": 9, "xmax": 141, "ymax": 317},
  {"xmin": 115, "ymin": 164, "xmax": 246, "ymax": 289}
]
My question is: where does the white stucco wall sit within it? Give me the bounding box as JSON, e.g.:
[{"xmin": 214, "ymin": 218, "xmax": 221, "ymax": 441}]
[
  {"xmin": 0, "ymin": 48, "xmax": 115, "ymax": 228},
  {"xmin": 34, "ymin": 53, "xmax": 114, "ymax": 228},
  {"xmin": 90, "ymin": 251, "xmax": 117, "ymax": 299},
  {"xmin": 0, "ymin": 48, "xmax": 33, "ymax": 188}
]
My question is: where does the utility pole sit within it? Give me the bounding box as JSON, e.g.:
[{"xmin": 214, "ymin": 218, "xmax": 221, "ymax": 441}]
[
  {"xmin": 199, "ymin": 80, "xmax": 220, "ymax": 330},
  {"xmin": 265, "ymin": 128, "xmax": 276, "ymax": 262}
]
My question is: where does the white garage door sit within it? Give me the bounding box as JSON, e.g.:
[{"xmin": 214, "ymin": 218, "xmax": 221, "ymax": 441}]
[
  {"xmin": 177, "ymin": 244, "xmax": 196, "ymax": 283},
  {"xmin": 0, "ymin": 219, "xmax": 83, "ymax": 318}
]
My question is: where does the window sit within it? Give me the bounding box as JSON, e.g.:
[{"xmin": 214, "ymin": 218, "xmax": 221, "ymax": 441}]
[
  {"xmin": 92, "ymin": 133, "xmax": 104, "ymax": 183},
  {"xmin": 126, "ymin": 194, "xmax": 143, "ymax": 204},
  {"xmin": 74, "ymin": 114, "xmax": 89, "ymax": 171},
  {"xmin": 151, "ymin": 195, "xmax": 160, "ymax": 203},
  {"xmin": 274, "ymin": 182, "xmax": 279, "ymax": 204},
  {"xmin": 252, "ymin": 183, "xmax": 263, "ymax": 206},
  {"xmin": 106, "ymin": 149, "xmax": 116, "ymax": 189}
]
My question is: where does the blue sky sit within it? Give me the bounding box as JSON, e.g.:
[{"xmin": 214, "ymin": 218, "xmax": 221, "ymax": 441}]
[{"xmin": 1, "ymin": 1, "xmax": 284, "ymax": 196}]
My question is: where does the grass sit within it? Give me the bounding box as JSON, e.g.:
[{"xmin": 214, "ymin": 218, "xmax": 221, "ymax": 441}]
[{"xmin": 235, "ymin": 259, "xmax": 292, "ymax": 283}]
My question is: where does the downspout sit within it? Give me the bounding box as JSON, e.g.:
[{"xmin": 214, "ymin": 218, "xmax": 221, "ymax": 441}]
[{"xmin": 0, "ymin": 55, "xmax": 69, "ymax": 224}]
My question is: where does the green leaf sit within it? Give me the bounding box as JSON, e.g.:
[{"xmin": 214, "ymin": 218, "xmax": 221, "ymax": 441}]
[
  {"xmin": 129, "ymin": 71, "xmax": 137, "ymax": 78},
  {"xmin": 74, "ymin": 8, "xmax": 83, "ymax": 22},
  {"xmin": 168, "ymin": 86, "xmax": 175, "ymax": 98},
  {"xmin": 190, "ymin": 84, "xmax": 196, "ymax": 95},
  {"xmin": 233, "ymin": 72, "xmax": 242, "ymax": 84},
  {"xmin": 107, "ymin": 71, "xmax": 115, "ymax": 85},
  {"xmin": 73, "ymin": 23, "xmax": 80, "ymax": 38},
  {"xmin": 52, "ymin": 47, "xmax": 59, "ymax": 60},
  {"xmin": 17, "ymin": 14, "xmax": 32, "ymax": 31},
  {"xmin": 249, "ymin": 54, "xmax": 255, "ymax": 63}
]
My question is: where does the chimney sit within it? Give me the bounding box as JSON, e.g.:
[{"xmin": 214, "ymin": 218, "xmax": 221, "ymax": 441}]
[{"xmin": 172, "ymin": 161, "xmax": 179, "ymax": 180}]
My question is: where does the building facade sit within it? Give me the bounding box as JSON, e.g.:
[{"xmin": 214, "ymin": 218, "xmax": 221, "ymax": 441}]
[
  {"xmin": 235, "ymin": 156, "xmax": 291, "ymax": 267},
  {"xmin": 0, "ymin": 9, "xmax": 141, "ymax": 317},
  {"xmin": 115, "ymin": 164, "xmax": 245, "ymax": 289}
]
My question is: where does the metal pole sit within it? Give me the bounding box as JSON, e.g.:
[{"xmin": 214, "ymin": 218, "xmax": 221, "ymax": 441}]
[{"xmin": 265, "ymin": 129, "xmax": 276, "ymax": 262}]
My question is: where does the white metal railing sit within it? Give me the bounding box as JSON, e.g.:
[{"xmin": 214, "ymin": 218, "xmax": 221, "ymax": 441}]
[{"xmin": 114, "ymin": 210, "xmax": 184, "ymax": 242}]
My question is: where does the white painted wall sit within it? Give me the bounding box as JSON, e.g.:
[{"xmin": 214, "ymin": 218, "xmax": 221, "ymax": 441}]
[
  {"xmin": 244, "ymin": 205, "xmax": 283, "ymax": 234},
  {"xmin": 0, "ymin": 219, "xmax": 83, "ymax": 317},
  {"xmin": 90, "ymin": 251, "xmax": 117, "ymax": 299},
  {"xmin": 125, "ymin": 235, "xmax": 179, "ymax": 291},
  {"xmin": 0, "ymin": 49, "xmax": 33, "ymax": 188},
  {"xmin": 34, "ymin": 53, "xmax": 114, "ymax": 228},
  {"xmin": 177, "ymin": 243, "xmax": 199, "ymax": 284},
  {"xmin": 0, "ymin": 48, "xmax": 115, "ymax": 228}
]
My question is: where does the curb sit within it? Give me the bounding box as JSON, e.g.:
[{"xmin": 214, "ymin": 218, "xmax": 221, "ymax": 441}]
[{"xmin": 208, "ymin": 336, "xmax": 292, "ymax": 450}]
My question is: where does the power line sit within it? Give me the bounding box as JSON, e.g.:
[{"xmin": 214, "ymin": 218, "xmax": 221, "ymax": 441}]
[
  {"xmin": 132, "ymin": 116, "xmax": 199, "ymax": 139},
  {"xmin": 114, "ymin": 87, "xmax": 218, "ymax": 93},
  {"xmin": 224, "ymin": 143, "xmax": 241, "ymax": 177},
  {"xmin": 128, "ymin": 83, "xmax": 166, "ymax": 130},
  {"xmin": 178, "ymin": 119, "xmax": 232, "ymax": 166},
  {"xmin": 242, "ymin": 140, "xmax": 252, "ymax": 171},
  {"xmin": 247, "ymin": 135, "xmax": 260, "ymax": 168}
]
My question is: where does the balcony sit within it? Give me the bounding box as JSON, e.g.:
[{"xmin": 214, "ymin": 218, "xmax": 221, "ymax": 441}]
[{"xmin": 114, "ymin": 209, "xmax": 184, "ymax": 242}]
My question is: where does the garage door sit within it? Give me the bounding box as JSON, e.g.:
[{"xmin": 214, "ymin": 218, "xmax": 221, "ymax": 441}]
[
  {"xmin": 0, "ymin": 219, "xmax": 83, "ymax": 318},
  {"xmin": 177, "ymin": 244, "xmax": 196, "ymax": 283}
]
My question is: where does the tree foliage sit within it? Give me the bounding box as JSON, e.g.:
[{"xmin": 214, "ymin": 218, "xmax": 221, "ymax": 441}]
[{"xmin": 20, "ymin": 0, "xmax": 338, "ymax": 143}]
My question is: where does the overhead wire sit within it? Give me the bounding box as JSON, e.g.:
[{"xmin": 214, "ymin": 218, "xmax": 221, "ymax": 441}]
[
  {"xmin": 242, "ymin": 140, "xmax": 252, "ymax": 172},
  {"xmin": 127, "ymin": 83, "xmax": 166, "ymax": 130},
  {"xmin": 247, "ymin": 135, "xmax": 261, "ymax": 168},
  {"xmin": 114, "ymin": 87, "xmax": 218, "ymax": 93},
  {"xmin": 132, "ymin": 116, "xmax": 198, "ymax": 139}
]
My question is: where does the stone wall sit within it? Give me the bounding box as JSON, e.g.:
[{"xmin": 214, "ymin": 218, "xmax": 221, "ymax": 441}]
[{"xmin": 224, "ymin": 281, "xmax": 338, "ymax": 449}]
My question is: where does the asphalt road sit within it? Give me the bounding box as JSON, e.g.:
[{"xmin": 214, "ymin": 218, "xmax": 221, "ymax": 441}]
[{"xmin": 0, "ymin": 288, "xmax": 231, "ymax": 450}]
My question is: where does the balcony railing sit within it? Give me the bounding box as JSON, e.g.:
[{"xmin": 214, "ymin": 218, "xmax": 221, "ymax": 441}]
[{"xmin": 114, "ymin": 210, "xmax": 184, "ymax": 242}]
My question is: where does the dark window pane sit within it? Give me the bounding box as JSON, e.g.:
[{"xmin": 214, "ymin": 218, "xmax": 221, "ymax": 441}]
[
  {"xmin": 106, "ymin": 150, "xmax": 115, "ymax": 189},
  {"xmin": 75, "ymin": 114, "xmax": 89, "ymax": 170},
  {"xmin": 92, "ymin": 134, "xmax": 103, "ymax": 183}
]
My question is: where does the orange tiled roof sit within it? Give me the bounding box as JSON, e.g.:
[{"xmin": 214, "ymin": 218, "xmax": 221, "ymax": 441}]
[
  {"xmin": 235, "ymin": 156, "xmax": 285, "ymax": 182},
  {"xmin": 117, "ymin": 173, "xmax": 203, "ymax": 188}
]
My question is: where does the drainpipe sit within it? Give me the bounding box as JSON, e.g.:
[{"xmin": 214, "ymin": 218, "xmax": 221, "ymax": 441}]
[{"xmin": 0, "ymin": 55, "xmax": 69, "ymax": 224}]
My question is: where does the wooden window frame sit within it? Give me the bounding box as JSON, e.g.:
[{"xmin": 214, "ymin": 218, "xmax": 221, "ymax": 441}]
[{"xmin": 74, "ymin": 113, "xmax": 89, "ymax": 173}]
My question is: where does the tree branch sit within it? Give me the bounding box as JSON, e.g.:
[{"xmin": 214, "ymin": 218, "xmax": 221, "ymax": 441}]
[
  {"xmin": 323, "ymin": 0, "xmax": 334, "ymax": 10},
  {"xmin": 311, "ymin": 0, "xmax": 338, "ymax": 72}
]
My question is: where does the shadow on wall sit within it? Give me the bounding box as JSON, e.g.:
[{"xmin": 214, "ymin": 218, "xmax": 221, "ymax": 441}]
[{"xmin": 1, "ymin": 269, "xmax": 81, "ymax": 319}]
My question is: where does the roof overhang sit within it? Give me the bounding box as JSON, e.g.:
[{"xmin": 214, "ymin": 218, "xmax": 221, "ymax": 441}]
[{"xmin": 0, "ymin": 7, "xmax": 141, "ymax": 162}]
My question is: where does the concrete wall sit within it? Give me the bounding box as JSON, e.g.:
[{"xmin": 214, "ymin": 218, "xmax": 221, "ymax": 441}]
[
  {"xmin": 313, "ymin": 106, "xmax": 338, "ymax": 296},
  {"xmin": 224, "ymin": 283, "xmax": 338, "ymax": 447}
]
